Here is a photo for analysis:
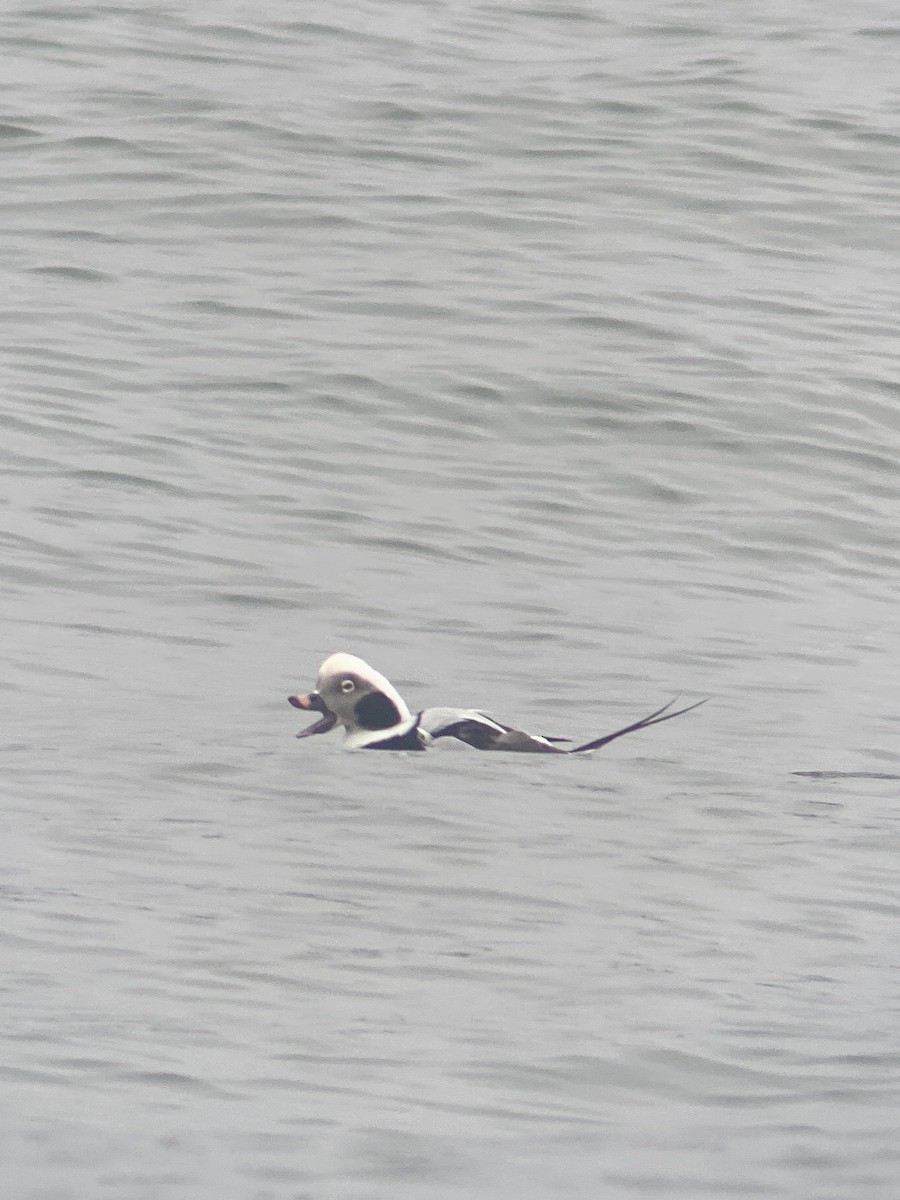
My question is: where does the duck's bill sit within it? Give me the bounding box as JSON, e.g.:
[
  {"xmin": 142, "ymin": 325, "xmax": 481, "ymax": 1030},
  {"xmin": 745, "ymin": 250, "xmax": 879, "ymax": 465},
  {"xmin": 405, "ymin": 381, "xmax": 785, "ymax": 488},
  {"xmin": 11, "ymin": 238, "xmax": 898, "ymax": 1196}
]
[{"xmin": 288, "ymin": 691, "xmax": 338, "ymax": 738}]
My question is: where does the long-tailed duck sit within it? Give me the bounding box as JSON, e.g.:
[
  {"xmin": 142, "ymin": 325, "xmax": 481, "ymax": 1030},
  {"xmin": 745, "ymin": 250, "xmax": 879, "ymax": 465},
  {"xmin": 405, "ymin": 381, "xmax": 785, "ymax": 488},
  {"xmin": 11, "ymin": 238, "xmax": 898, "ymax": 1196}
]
[{"xmin": 288, "ymin": 653, "xmax": 704, "ymax": 753}]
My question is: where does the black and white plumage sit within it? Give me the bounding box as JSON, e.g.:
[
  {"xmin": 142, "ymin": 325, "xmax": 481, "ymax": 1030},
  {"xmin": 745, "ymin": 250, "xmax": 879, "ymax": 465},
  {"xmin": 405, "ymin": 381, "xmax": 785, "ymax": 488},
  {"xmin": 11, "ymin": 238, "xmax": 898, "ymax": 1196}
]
[{"xmin": 288, "ymin": 653, "xmax": 704, "ymax": 754}]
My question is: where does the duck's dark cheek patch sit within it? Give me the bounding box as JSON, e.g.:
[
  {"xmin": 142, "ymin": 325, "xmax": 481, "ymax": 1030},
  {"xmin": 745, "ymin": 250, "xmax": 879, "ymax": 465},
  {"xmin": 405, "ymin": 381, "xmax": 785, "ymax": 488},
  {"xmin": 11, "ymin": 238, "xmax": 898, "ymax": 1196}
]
[{"xmin": 354, "ymin": 691, "xmax": 402, "ymax": 730}]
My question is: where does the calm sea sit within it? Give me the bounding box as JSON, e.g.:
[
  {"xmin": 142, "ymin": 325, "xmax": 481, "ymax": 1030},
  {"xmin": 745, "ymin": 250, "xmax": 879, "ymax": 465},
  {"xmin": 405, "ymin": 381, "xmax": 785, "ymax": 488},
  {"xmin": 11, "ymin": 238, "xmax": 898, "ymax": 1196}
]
[{"xmin": 4, "ymin": 2, "xmax": 900, "ymax": 1196}]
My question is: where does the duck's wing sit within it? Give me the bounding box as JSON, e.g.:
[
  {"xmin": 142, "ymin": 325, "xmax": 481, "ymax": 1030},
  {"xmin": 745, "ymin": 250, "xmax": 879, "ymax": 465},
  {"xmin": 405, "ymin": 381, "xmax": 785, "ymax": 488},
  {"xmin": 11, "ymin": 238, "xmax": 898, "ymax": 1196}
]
[
  {"xmin": 419, "ymin": 699, "xmax": 706, "ymax": 754},
  {"xmin": 569, "ymin": 698, "xmax": 707, "ymax": 753},
  {"xmin": 418, "ymin": 708, "xmax": 568, "ymax": 753}
]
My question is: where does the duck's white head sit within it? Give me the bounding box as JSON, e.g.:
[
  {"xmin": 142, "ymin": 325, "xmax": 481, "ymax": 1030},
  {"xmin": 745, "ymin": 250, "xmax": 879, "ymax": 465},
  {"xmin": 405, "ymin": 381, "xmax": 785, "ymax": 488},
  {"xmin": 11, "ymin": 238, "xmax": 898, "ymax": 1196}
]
[{"xmin": 288, "ymin": 653, "xmax": 412, "ymax": 739}]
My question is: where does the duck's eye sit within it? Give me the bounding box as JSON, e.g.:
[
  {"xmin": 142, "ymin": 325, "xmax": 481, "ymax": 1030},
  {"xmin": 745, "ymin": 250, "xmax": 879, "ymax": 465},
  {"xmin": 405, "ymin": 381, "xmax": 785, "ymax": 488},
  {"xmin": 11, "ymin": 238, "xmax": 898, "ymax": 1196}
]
[{"xmin": 340, "ymin": 679, "xmax": 355, "ymax": 693}]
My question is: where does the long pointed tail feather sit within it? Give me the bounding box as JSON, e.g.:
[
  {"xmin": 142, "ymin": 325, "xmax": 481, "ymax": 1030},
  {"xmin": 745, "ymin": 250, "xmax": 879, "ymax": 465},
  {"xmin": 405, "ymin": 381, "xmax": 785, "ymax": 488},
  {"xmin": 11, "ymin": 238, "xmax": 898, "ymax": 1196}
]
[{"xmin": 571, "ymin": 698, "xmax": 707, "ymax": 754}]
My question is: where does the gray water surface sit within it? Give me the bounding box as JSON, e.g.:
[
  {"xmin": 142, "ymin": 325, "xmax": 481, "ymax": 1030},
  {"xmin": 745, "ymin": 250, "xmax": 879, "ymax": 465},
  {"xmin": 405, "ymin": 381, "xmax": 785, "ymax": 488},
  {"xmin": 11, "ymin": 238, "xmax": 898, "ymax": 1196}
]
[{"xmin": 4, "ymin": 2, "xmax": 900, "ymax": 1197}]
